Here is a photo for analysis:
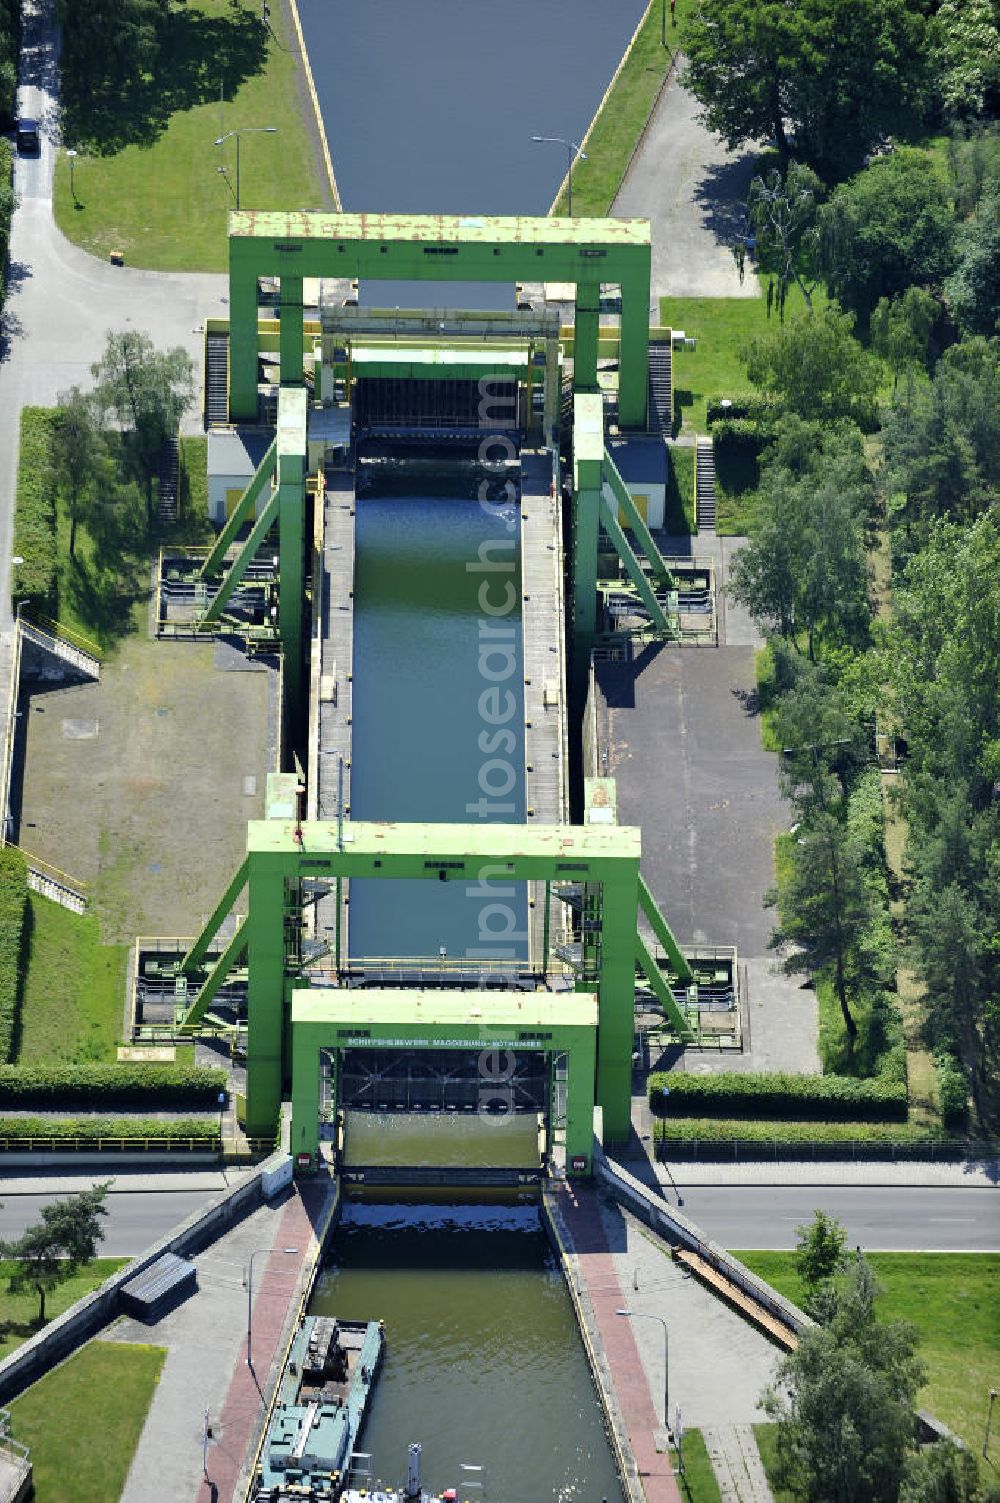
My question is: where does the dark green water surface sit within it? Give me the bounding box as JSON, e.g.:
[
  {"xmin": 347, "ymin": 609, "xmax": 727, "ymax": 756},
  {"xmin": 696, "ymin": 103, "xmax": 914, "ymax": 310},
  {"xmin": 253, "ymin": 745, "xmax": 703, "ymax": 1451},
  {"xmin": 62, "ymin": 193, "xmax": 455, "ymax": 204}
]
[{"xmin": 311, "ymin": 1202, "xmax": 623, "ymax": 1502}]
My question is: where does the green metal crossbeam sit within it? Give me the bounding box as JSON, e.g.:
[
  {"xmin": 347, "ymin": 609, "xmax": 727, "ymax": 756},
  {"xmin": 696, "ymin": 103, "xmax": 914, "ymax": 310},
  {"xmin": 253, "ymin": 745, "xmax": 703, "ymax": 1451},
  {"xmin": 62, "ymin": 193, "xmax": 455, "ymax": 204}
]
[
  {"xmin": 639, "ymin": 872, "xmax": 694, "ymax": 983},
  {"xmin": 179, "ymin": 921, "xmax": 248, "ymax": 1030},
  {"xmin": 202, "ymin": 488, "xmax": 280, "ymax": 623},
  {"xmin": 199, "ymin": 440, "xmax": 277, "ymax": 580},
  {"xmin": 180, "ymin": 857, "xmax": 249, "ymax": 974},
  {"xmin": 635, "ymin": 929, "xmax": 694, "ymax": 1039},
  {"xmin": 603, "ymin": 448, "xmax": 677, "ymax": 591},
  {"xmin": 598, "ymin": 492, "xmax": 673, "ymax": 635}
]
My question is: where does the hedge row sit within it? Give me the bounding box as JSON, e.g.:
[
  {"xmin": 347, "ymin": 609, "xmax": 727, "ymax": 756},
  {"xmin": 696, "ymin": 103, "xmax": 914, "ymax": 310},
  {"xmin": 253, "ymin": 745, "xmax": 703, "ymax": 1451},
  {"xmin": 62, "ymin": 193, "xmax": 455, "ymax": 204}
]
[
  {"xmin": 0, "ymin": 848, "xmax": 28, "ymax": 1064},
  {"xmin": 11, "ymin": 408, "xmax": 58, "ymax": 612},
  {"xmin": 706, "ymin": 394, "xmax": 782, "ymax": 426},
  {"xmin": 648, "ymin": 1070, "xmax": 908, "ymax": 1122},
  {"xmin": 0, "ymin": 1117, "xmax": 218, "ymax": 1142},
  {"xmin": 0, "ymin": 1063, "xmax": 229, "ymax": 1110},
  {"xmin": 934, "ymin": 1053, "xmax": 968, "ymax": 1129},
  {"xmin": 652, "ymin": 1117, "xmax": 991, "ymax": 1161}
]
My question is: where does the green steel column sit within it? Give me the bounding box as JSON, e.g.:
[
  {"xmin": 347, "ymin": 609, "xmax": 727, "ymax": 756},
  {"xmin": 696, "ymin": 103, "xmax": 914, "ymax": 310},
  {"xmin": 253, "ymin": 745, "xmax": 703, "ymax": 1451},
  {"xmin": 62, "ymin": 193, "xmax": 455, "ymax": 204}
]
[
  {"xmin": 277, "ymin": 389, "xmax": 308, "ymax": 726},
  {"xmin": 596, "ymin": 858, "xmax": 640, "ymax": 1143},
  {"xmin": 619, "ymin": 258, "xmax": 651, "ymax": 430},
  {"xmin": 279, "ymin": 274, "xmax": 304, "ymax": 387},
  {"xmin": 565, "ymin": 1026, "xmax": 597, "ymax": 1175},
  {"xmin": 291, "ymin": 1021, "xmax": 321, "ymax": 1165},
  {"xmin": 244, "ymin": 857, "xmax": 286, "ymax": 1137},
  {"xmin": 229, "ymin": 256, "xmax": 259, "ymax": 422},
  {"xmin": 573, "ymin": 280, "xmax": 600, "ymax": 394},
  {"xmin": 572, "ymin": 395, "xmax": 605, "ymax": 684}
]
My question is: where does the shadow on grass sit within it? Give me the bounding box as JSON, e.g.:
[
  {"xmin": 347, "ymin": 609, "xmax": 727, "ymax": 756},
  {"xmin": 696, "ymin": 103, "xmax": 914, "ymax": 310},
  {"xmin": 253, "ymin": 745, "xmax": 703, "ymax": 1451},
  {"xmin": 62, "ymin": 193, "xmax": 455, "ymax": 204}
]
[{"xmin": 61, "ymin": 5, "xmax": 269, "ymax": 156}]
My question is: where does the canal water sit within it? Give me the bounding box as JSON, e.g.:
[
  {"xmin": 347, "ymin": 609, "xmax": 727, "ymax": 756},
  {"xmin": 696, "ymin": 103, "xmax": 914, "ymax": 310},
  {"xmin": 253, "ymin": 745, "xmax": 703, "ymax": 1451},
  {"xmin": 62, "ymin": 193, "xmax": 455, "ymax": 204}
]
[
  {"xmin": 296, "ymin": 0, "xmax": 647, "ymax": 307},
  {"xmin": 342, "ymin": 1110, "xmax": 540, "ymax": 1168},
  {"xmin": 311, "ymin": 1201, "xmax": 623, "ymax": 1503},
  {"xmin": 348, "ymin": 451, "xmax": 528, "ymax": 962}
]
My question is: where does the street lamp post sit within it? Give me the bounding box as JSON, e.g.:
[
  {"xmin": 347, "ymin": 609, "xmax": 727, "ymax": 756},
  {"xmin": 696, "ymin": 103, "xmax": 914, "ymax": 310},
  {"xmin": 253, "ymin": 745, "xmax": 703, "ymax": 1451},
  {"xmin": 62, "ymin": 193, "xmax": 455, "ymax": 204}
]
[
  {"xmin": 245, "ymin": 1245, "xmax": 299, "ymax": 1368},
  {"xmin": 214, "ymin": 126, "xmax": 278, "ymax": 211},
  {"xmin": 530, "ymin": 135, "xmax": 588, "ymax": 216},
  {"xmin": 66, "ymin": 149, "xmax": 78, "ymax": 205},
  {"xmin": 984, "ymin": 1388, "xmax": 998, "ymax": 1459},
  {"xmin": 617, "ymin": 1307, "xmax": 669, "ymax": 1430}
]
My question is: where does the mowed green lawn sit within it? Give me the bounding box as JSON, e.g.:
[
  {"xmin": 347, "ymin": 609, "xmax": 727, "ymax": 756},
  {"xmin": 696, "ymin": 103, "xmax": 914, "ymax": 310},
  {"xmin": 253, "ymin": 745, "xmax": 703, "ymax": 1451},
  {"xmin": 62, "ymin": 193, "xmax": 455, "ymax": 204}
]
[
  {"xmin": 736, "ymin": 1251, "xmax": 1000, "ymax": 1452},
  {"xmin": 52, "ymin": 0, "xmax": 329, "ymax": 271},
  {"xmin": 0, "ymin": 1261, "xmax": 128, "ymax": 1360},
  {"xmin": 8, "ymin": 1341, "xmax": 165, "ymax": 1502},
  {"xmin": 660, "ymin": 287, "xmax": 826, "ymax": 434},
  {"xmin": 15, "ymin": 895, "xmax": 129, "ymax": 1065}
]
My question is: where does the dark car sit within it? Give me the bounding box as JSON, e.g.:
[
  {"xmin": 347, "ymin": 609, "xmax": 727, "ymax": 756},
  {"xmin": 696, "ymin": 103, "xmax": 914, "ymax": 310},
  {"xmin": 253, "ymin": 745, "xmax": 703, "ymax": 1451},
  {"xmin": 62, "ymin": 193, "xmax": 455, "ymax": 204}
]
[{"xmin": 16, "ymin": 117, "xmax": 40, "ymax": 153}]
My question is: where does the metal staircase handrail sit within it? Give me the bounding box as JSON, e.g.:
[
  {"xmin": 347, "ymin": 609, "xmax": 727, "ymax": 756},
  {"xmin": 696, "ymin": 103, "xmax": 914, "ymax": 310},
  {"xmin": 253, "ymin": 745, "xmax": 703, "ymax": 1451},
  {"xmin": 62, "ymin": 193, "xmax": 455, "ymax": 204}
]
[{"xmin": 17, "ymin": 605, "xmax": 102, "ymax": 662}]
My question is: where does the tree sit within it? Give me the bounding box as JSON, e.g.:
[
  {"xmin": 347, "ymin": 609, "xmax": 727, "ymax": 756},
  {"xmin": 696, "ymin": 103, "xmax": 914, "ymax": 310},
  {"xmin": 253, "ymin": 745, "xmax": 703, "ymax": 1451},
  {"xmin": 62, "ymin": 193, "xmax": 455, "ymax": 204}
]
[
  {"xmin": 794, "ymin": 1210, "xmax": 848, "ymax": 1318},
  {"xmin": 729, "ymin": 416, "xmax": 872, "ymax": 657},
  {"xmin": 763, "ymin": 1255, "xmax": 925, "ymax": 1503},
  {"xmin": 682, "ymin": 0, "xmax": 928, "ymax": 180},
  {"xmin": 871, "ymin": 287, "xmax": 940, "ymax": 389},
  {"xmin": 90, "ymin": 331, "xmax": 195, "ymax": 523},
  {"xmin": 769, "ymin": 808, "xmax": 873, "ymax": 1040},
  {"xmin": 930, "ymin": 0, "xmax": 1000, "ymax": 121},
  {"xmin": 818, "ymin": 151, "xmax": 958, "ymax": 326},
  {"xmin": 947, "ymin": 188, "xmax": 1000, "ymax": 338},
  {"xmin": 900, "ymin": 1440, "xmax": 982, "ymax": 1503},
  {"xmin": 774, "ymin": 673, "xmax": 865, "ymax": 814},
  {"xmin": 742, "ymin": 310, "xmax": 881, "ymax": 428},
  {"xmin": 53, "ymin": 386, "xmax": 107, "ymax": 559},
  {"xmin": 735, "ymin": 163, "xmax": 823, "ymax": 314},
  {"xmin": 4, "ymin": 1182, "xmax": 111, "ymax": 1324}
]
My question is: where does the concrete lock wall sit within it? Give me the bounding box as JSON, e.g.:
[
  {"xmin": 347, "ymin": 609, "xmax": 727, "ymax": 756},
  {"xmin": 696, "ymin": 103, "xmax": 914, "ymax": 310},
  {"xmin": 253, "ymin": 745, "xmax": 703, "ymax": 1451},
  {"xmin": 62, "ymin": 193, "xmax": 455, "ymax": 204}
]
[{"xmin": 0, "ymin": 1157, "xmax": 284, "ymax": 1406}]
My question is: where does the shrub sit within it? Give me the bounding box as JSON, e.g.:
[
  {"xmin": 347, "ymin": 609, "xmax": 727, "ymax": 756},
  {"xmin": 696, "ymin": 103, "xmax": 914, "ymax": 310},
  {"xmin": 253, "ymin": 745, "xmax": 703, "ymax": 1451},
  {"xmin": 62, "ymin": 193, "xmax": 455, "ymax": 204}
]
[
  {"xmin": 0, "ymin": 1063, "xmax": 229, "ymax": 1110},
  {"xmin": 11, "ymin": 408, "xmax": 58, "ymax": 612},
  {"xmin": 0, "ymin": 1117, "xmax": 218, "ymax": 1142},
  {"xmin": 648, "ymin": 1069, "xmax": 908, "ymax": 1122},
  {"xmin": 0, "ymin": 848, "xmax": 28, "ymax": 1063},
  {"xmin": 934, "ymin": 1052, "xmax": 968, "ymax": 1128}
]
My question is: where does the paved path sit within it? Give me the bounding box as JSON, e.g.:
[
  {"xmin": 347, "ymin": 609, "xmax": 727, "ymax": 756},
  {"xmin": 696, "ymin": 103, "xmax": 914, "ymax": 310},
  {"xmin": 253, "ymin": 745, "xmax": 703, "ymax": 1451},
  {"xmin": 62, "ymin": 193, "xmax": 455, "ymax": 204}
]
[
  {"xmin": 703, "ymin": 1424, "xmax": 773, "ymax": 1503},
  {"xmin": 612, "ymin": 64, "xmax": 760, "ymax": 306},
  {"xmin": 552, "ymin": 1179, "xmax": 683, "ymax": 1503},
  {"xmin": 0, "ymin": 0, "xmax": 227, "ymax": 632}
]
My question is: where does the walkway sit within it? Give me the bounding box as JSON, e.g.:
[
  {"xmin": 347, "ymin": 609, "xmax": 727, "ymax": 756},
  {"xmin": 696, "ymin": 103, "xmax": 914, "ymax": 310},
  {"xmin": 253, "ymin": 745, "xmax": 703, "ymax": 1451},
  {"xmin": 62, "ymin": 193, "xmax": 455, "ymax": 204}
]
[
  {"xmin": 612, "ymin": 65, "xmax": 760, "ymax": 306},
  {"xmin": 550, "ymin": 1178, "xmax": 683, "ymax": 1503},
  {"xmin": 703, "ymin": 1425, "xmax": 774, "ymax": 1503}
]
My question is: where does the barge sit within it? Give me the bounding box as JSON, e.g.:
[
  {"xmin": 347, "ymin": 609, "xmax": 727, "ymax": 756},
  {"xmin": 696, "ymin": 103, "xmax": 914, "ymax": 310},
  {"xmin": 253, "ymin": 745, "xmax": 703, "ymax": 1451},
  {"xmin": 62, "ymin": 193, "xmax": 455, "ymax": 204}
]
[{"xmin": 254, "ymin": 1315, "xmax": 384, "ymax": 1501}]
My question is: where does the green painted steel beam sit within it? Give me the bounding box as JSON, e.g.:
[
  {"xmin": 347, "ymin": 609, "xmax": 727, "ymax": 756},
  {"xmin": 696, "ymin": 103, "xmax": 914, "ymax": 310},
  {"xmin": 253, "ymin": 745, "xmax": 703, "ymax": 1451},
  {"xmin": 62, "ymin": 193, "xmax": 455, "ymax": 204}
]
[
  {"xmin": 202, "ymin": 487, "xmax": 279, "ymax": 623},
  {"xmin": 179, "ymin": 920, "xmax": 248, "ymax": 1030},
  {"xmin": 603, "ymin": 448, "xmax": 677, "ymax": 590},
  {"xmin": 226, "ymin": 212, "xmax": 650, "ymax": 428},
  {"xmin": 180, "ymin": 857, "xmax": 249, "ymax": 974},
  {"xmin": 635, "ymin": 929, "xmax": 694, "ymax": 1040},
  {"xmin": 639, "ymin": 872, "xmax": 694, "ymax": 983},
  {"xmin": 199, "ymin": 440, "xmax": 276, "ymax": 580},
  {"xmin": 598, "ymin": 491, "xmax": 673, "ymax": 635}
]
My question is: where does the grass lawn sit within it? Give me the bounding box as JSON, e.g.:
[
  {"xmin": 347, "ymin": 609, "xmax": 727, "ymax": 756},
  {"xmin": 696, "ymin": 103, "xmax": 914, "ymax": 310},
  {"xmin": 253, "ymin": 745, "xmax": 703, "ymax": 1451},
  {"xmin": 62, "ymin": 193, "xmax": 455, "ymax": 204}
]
[
  {"xmin": 754, "ymin": 644, "xmax": 782, "ymax": 752},
  {"xmin": 52, "ymin": 0, "xmax": 329, "ymax": 271},
  {"xmin": 0, "ymin": 1260, "xmax": 128, "ymax": 1359},
  {"xmin": 8, "ymin": 1340, "xmax": 165, "ymax": 1502},
  {"xmin": 679, "ymin": 1428, "xmax": 722, "ymax": 1503},
  {"xmin": 15, "ymin": 895, "xmax": 129, "ymax": 1065},
  {"xmin": 660, "ymin": 288, "xmax": 826, "ymax": 436},
  {"xmin": 736, "ymin": 1252, "xmax": 1000, "ymax": 1452},
  {"xmin": 553, "ymin": 0, "xmax": 698, "ymax": 216},
  {"xmin": 666, "ymin": 444, "xmax": 696, "ymax": 534},
  {"xmin": 753, "ymin": 1424, "xmax": 797, "ymax": 1503}
]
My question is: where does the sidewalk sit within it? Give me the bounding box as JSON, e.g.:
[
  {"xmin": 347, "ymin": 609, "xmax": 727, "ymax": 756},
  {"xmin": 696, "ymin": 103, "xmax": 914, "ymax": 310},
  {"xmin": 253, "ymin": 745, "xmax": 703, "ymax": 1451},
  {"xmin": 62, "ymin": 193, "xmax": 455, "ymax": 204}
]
[
  {"xmin": 0, "ymin": 1168, "xmax": 259, "ymax": 1195},
  {"xmin": 651, "ymin": 1160, "xmax": 1000, "ymax": 1189}
]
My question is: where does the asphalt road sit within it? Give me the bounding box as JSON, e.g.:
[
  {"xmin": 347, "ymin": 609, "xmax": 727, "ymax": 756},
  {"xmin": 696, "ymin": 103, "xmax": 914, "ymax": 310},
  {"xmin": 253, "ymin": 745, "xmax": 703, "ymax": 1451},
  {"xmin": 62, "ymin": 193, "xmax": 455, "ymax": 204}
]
[
  {"xmin": 0, "ymin": 1191, "xmax": 218, "ymax": 1255},
  {"xmin": 663, "ymin": 1184, "xmax": 1000, "ymax": 1252},
  {"xmin": 0, "ymin": 1183, "xmax": 996, "ymax": 1256}
]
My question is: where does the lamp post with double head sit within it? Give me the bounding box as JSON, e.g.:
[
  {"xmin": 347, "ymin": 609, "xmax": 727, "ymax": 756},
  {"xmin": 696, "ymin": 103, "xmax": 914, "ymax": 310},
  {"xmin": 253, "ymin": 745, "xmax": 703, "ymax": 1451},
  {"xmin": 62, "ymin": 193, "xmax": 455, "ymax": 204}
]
[{"xmin": 214, "ymin": 126, "xmax": 278, "ymax": 211}]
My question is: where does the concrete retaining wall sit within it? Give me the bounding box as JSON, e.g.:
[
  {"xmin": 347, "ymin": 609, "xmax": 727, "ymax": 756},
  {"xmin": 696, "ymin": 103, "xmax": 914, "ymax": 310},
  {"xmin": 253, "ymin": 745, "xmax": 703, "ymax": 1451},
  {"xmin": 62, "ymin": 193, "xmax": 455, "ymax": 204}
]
[
  {"xmin": 597, "ymin": 1149, "xmax": 814, "ymax": 1337},
  {"xmin": 0, "ymin": 1154, "xmax": 282, "ymax": 1405}
]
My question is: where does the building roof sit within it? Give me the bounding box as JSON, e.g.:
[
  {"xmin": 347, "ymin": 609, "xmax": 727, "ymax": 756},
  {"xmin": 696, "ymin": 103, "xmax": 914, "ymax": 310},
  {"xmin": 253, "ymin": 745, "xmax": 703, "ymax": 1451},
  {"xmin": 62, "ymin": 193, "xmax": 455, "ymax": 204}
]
[
  {"xmin": 207, "ymin": 427, "xmax": 273, "ymax": 478},
  {"xmin": 291, "ymin": 988, "xmax": 598, "ymax": 1032}
]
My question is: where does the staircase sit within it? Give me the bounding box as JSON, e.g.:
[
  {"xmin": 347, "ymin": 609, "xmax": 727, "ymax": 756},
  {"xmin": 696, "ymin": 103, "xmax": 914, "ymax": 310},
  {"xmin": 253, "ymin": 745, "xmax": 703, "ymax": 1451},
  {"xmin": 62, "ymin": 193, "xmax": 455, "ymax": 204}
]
[
  {"xmin": 157, "ymin": 433, "xmax": 179, "ymax": 523},
  {"xmin": 696, "ymin": 435, "xmax": 717, "ymax": 530},
  {"xmin": 205, "ymin": 331, "xmax": 230, "ymax": 426},
  {"xmin": 14, "ymin": 849, "xmax": 88, "ymax": 915},
  {"xmin": 17, "ymin": 616, "xmax": 100, "ymax": 681},
  {"xmin": 647, "ymin": 339, "xmax": 672, "ymax": 435}
]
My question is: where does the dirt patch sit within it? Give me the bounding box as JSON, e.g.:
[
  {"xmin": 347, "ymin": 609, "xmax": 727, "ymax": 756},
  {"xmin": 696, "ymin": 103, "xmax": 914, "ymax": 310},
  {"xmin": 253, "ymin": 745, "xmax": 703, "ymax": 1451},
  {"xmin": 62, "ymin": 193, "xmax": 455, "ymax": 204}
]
[{"xmin": 16, "ymin": 635, "xmax": 274, "ymax": 943}]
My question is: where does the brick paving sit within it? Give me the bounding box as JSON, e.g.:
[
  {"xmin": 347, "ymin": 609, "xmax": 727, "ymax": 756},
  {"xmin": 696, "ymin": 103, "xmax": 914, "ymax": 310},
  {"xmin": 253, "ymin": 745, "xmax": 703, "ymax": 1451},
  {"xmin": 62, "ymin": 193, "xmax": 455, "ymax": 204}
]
[
  {"xmin": 553, "ymin": 1180, "xmax": 682, "ymax": 1503},
  {"xmin": 197, "ymin": 1178, "xmax": 333, "ymax": 1503}
]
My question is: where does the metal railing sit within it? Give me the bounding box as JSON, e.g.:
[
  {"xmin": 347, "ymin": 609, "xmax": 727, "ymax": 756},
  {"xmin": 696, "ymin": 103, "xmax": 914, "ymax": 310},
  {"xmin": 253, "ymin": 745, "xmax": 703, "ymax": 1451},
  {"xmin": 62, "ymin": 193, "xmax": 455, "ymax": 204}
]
[
  {"xmin": 17, "ymin": 606, "xmax": 102, "ymax": 664},
  {"xmin": 654, "ymin": 1134, "xmax": 997, "ymax": 1163},
  {"xmin": 0, "ymin": 623, "xmax": 23, "ymax": 846}
]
